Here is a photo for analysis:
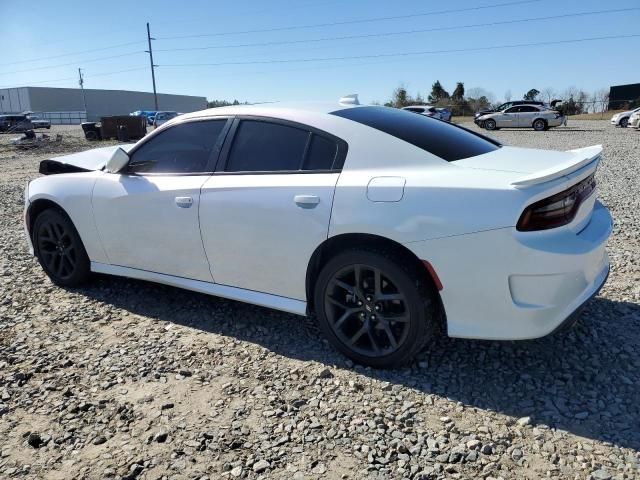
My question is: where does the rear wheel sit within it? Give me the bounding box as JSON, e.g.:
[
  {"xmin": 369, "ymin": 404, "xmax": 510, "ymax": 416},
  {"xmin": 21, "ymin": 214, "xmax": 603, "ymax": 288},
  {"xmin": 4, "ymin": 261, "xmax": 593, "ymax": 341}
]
[
  {"xmin": 484, "ymin": 119, "xmax": 497, "ymax": 130},
  {"xmin": 314, "ymin": 249, "xmax": 439, "ymax": 368},
  {"xmin": 33, "ymin": 209, "xmax": 91, "ymax": 287},
  {"xmin": 533, "ymin": 119, "xmax": 547, "ymax": 131}
]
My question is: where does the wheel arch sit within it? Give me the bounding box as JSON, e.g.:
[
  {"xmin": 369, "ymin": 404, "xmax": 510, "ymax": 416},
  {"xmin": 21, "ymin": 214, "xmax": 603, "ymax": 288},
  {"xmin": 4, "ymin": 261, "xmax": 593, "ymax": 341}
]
[
  {"xmin": 27, "ymin": 198, "xmax": 67, "ymax": 237},
  {"xmin": 305, "ymin": 233, "xmax": 445, "ymax": 324}
]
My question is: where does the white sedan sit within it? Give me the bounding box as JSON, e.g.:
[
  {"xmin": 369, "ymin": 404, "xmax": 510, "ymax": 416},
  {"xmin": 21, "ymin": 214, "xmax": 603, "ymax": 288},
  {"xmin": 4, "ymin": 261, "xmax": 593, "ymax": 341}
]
[
  {"xmin": 478, "ymin": 104, "xmax": 566, "ymax": 131},
  {"xmin": 402, "ymin": 105, "xmax": 451, "ymax": 121},
  {"xmin": 610, "ymin": 107, "xmax": 640, "ymax": 128},
  {"xmin": 24, "ymin": 99, "xmax": 612, "ymax": 367}
]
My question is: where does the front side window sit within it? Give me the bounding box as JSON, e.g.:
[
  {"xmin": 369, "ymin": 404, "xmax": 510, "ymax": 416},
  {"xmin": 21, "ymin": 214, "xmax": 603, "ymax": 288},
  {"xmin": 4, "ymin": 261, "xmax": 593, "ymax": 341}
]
[
  {"xmin": 225, "ymin": 120, "xmax": 342, "ymax": 172},
  {"xmin": 127, "ymin": 120, "xmax": 227, "ymax": 174},
  {"xmin": 331, "ymin": 106, "xmax": 500, "ymax": 162}
]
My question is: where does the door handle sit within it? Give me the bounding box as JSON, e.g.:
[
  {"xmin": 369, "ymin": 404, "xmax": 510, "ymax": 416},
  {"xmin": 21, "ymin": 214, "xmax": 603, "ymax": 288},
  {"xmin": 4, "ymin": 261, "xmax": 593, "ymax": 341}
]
[
  {"xmin": 175, "ymin": 196, "xmax": 193, "ymax": 208},
  {"xmin": 294, "ymin": 195, "xmax": 320, "ymax": 208}
]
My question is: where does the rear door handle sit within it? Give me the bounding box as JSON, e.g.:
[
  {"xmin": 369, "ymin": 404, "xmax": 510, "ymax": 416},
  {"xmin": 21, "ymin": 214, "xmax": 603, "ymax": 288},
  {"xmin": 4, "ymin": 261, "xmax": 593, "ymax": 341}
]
[
  {"xmin": 175, "ymin": 196, "xmax": 193, "ymax": 208},
  {"xmin": 294, "ymin": 195, "xmax": 320, "ymax": 208}
]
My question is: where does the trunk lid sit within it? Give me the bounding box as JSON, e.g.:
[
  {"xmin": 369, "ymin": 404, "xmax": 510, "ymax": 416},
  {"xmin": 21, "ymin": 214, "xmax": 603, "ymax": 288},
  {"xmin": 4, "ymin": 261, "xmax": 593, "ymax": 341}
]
[{"xmin": 453, "ymin": 145, "xmax": 601, "ymax": 187}]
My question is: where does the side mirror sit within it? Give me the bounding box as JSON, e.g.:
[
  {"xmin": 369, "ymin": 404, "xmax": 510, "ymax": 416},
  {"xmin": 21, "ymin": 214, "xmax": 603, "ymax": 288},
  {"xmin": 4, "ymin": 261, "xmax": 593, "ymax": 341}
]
[{"xmin": 105, "ymin": 147, "xmax": 130, "ymax": 173}]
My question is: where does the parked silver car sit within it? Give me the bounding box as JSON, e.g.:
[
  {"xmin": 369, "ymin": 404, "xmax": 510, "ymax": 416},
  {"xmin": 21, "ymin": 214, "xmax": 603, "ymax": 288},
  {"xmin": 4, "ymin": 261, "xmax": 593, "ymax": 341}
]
[
  {"xmin": 402, "ymin": 105, "xmax": 451, "ymax": 122},
  {"xmin": 477, "ymin": 104, "xmax": 565, "ymax": 131},
  {"xmin": 611, "ymin": 107, "xmax": 640, "ymax": 128}
]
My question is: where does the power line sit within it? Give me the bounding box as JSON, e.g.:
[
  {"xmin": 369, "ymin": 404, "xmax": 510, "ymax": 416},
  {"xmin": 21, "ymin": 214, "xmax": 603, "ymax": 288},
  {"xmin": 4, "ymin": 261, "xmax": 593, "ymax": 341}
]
[
  {"xmin": 159, "ymin": 33, "xmax": 640, "ymax": 68},
  {"xmin": 0, "ymin": 67, "xmax": 148, "ymax": 90},
  {"xmin": 0, "ymin": 41, "xmax": 146, "ymax": 67},
  {"xmin": 156, "ymin": 7, "xmax": 639, "ymax": 53},
  {"xmin": 157, "ymin": 0, "xmax": 545, "ymax": 40},
  {"xmin": 0, "ymin": 51, "xmax": 145, "ymax": 76}
]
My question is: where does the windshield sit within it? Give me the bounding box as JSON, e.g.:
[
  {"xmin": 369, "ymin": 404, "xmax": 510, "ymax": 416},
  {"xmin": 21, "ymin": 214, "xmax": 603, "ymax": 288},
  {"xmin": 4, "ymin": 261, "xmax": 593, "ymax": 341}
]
[{"xmin": 331, "ymin": 106, "xmax": 500, "ymax": 162}]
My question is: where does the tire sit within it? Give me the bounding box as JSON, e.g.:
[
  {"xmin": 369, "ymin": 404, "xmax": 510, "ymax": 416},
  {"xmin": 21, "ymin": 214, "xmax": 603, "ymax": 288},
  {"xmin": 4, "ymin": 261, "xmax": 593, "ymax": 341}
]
[
  {"xmin": 533, "ymin": 119, "xmax": 547, "ymax": 131},
  {"xmin": 33, "ymin": 208, "xmax": 91, "ymax": 287},
  {"xmin": 484, "ymin": 119, "xmax": 497, "ymax": 130},
  {"xmin": 620, "ymin": 117, "xmax": 628, "ymax": 128},
  {"xmin": 85, "ymin": 130, "xmax": 98, "ymax": 141},
  {"xmin": 314, "ymin": 248, "xmax": 439, "ymax": 368}
]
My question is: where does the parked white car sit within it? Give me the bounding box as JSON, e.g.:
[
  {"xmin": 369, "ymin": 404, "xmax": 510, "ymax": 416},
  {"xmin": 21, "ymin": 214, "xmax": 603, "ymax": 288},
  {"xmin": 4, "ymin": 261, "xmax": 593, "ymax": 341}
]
[
  {"xmin": 402, "ymin": 105, "xmax": 451, "ymax": 121},
  {"xmin": 477, "ymin": 104, "xmax": 566, "ymax": 131},
  {"xmin": 24, "ymin": 100, "xmax": 611, "ymax": 367},
  {"xmin": 153, "ymin": 111, "xmax": 179, "ymax": 127},
  {"xmin": 610, "ymin": 107, "xmax": 640, "ymax": 128},
  {"xmin": 627, "ymin": 110, "xmax": 640, "ymax": 129}
]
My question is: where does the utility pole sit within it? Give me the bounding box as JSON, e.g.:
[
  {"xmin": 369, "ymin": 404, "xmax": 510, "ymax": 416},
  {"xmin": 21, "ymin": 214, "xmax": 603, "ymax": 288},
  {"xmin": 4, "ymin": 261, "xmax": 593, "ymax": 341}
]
[
  {"xmin": 146, "ymin": 22, "xmax": 159, "ymax": 111},
  {"xmin": 78, "ymin": 68, "xmax": 88, "ymax": 122}
]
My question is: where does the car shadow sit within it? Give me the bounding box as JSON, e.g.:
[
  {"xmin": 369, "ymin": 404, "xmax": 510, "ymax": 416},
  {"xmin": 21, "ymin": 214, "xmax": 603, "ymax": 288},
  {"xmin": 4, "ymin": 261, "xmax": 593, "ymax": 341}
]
[{"xmin": 72, "ymin": 274, "xmax": 640, "ymax": 451}]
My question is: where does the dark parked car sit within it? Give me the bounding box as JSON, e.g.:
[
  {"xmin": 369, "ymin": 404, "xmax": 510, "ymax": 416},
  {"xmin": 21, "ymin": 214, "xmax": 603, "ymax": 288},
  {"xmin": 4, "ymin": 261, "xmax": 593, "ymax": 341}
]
[
  {"xmin": 27, "ymin": 115, "xmax": 51, "ymax": 129},
  {"xmin": 0, "ymin": 114, "xmax": 34, "ymax": 133}
]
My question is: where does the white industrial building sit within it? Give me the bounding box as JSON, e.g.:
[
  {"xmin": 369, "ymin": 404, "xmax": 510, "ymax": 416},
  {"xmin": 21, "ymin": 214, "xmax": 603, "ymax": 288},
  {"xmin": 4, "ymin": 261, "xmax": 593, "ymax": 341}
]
[{"xmin": 0, "ymin": 86, "xmax": 208, "ymax": 124}]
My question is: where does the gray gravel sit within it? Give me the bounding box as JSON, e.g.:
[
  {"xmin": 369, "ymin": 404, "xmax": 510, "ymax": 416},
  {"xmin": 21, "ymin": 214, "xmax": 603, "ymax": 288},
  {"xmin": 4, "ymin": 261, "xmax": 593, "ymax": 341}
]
[{"xmin": 0, "ymin": 121, "xmax": 639, "ymax": 479}]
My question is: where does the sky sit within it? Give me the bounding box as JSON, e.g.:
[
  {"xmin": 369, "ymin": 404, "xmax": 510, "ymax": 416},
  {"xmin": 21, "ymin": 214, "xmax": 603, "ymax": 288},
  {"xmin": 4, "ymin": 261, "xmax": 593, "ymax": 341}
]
[{"xmin": 1, "ymin": 0, "xmax": 639, "ymax": 105}]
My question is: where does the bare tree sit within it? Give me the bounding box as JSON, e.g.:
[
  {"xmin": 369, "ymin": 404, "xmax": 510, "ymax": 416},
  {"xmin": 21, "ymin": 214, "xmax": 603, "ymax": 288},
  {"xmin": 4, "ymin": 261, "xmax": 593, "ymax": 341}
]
[
  {"xmin": 594, "ymin": 88, "xmax": 610, "ymax": 113},
  {"xmin": 467, "ymin": 87, "xmax": 495, "ymax": 104},
  {"xmin": 504, "ymin": 89, "xmax": 512, "ymax": 102},
  {"xmin": 541, "ymin": 87, "xmax": 557, "ymax": 104}
]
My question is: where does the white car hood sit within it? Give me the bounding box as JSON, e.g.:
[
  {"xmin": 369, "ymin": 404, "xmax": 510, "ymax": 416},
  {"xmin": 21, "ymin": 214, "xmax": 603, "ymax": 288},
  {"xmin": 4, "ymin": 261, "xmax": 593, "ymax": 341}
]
[{"xmin": 45, "ymin": 144, "xmax": 136, "ymax": 172}]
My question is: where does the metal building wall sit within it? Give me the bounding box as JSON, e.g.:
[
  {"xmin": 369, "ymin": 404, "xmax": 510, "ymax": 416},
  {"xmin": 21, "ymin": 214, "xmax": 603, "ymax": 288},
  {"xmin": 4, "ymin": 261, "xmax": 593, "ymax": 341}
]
[
  {"xmin": 7, "ymin": 87, "xmax": 207, "ymax": 122},
  {"xmin": 0, "ymin": 88, "xmax": 32, "ymax": 113}
]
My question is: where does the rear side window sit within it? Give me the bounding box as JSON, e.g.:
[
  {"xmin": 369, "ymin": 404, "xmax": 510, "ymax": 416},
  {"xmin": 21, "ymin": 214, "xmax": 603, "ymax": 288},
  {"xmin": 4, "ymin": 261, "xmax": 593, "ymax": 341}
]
[
  {"xmin": 303, "ymin": 134, "xmax": 338, "ymax": 170},
  {"xmin": 331, "ymin": 106, "xmax": 500, "ymax": 161},
  {"xmin": 519, "ymin": 106, "xmax": 539, "ymax": 112},
  {"xmin": 226, "ymin": 121, "xmax": 309, "ymax": 172},
  {"xmin": 225, "ymin": 120, "xmax": 344, "ymax": 172}
]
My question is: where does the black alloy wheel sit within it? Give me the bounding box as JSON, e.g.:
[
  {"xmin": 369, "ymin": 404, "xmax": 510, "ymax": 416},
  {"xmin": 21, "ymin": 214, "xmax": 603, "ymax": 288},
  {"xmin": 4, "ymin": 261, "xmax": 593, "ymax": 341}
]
[
  {"xmin": 315, "ymin": 249, "xmax": 439, "ymax": 368},
  {"xmin": 33, "ymin": 209, "xmax": 90, "ymax": 287}
]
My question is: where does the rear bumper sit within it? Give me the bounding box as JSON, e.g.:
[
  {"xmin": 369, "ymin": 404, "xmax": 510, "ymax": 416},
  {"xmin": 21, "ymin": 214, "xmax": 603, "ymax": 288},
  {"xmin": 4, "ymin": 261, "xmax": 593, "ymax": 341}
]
[{"xmin": 406, "ymin": 200, "xmax": 612, "ymax": 340}]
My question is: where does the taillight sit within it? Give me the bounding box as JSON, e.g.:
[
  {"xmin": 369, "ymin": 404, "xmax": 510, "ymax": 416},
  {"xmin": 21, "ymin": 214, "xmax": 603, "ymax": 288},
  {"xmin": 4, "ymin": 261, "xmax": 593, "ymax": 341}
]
[{"xmin": 517, "ymin": 174, "xmax": 596, "ymax": 231}]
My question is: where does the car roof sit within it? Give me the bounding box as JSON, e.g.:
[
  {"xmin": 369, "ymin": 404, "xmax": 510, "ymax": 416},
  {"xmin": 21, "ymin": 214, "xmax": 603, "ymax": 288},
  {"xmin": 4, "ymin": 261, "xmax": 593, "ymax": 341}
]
[{"xmin": 180, "ymin": 101, "xmax": 359, "ymax": 121}]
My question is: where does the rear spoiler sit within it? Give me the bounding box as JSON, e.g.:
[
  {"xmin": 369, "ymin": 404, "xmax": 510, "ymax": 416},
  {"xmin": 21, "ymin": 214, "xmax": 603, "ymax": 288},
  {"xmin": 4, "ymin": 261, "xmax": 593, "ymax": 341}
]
[{"xmin": 511, "ymin": 145, "xmax": 602, "ymax": 188}]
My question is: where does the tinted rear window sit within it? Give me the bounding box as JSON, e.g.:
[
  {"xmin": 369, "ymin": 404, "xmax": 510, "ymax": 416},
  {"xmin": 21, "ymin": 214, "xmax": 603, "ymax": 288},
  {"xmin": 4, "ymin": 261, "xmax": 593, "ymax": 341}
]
[{"xmin": 331, "ymin": 106, "xmax": 500, "ymax": 161}]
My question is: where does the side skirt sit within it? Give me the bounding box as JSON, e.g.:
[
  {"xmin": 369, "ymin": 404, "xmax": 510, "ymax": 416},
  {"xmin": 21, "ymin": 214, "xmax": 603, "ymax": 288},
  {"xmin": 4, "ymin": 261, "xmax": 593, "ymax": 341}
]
[{"xmin": 90, "ymin": 262, "xmax": 308, "ymax": 316}]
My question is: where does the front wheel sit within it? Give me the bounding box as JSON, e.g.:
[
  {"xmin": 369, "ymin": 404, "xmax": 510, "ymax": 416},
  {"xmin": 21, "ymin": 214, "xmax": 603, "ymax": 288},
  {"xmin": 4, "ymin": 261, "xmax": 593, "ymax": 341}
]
[
  {"xmin": 484, "ymin": 119, "xmax": 497, "ymax": 130},
  {"xmin": 33, "ymin": 209, "xmax": 91, "ymax": 287},
  {"xmin": 620, "ymin": 117, "xmax": 628, "ymax": 128},
  {"xmin": 314, "ymin": 249, "xmax": 439, "ymax": 368}
]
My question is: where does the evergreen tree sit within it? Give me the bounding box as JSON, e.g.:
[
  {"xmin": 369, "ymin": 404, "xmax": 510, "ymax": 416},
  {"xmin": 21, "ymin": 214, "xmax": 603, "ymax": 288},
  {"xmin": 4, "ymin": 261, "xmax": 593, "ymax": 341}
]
[{"xmin": 428, "ymin": 81, "xmax": 450, "ymax": 104}]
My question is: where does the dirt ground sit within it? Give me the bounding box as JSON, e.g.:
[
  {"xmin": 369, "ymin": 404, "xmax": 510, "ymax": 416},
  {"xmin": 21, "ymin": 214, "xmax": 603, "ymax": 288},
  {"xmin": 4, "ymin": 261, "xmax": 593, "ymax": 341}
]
[{"xmin": 0, "ymin": 122, "xmax": 638, "ymax": 480}]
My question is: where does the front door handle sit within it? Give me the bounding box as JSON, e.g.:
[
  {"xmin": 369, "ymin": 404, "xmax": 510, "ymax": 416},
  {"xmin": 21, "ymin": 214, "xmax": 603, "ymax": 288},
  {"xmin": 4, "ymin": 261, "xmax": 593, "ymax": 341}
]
[
  {"xmin": 175, "ymin": 196, "xmax": 193, "ymax": 208},
  {"xmin": 294, "ymin": 195, "xmax": 320, "ymax": 208}
]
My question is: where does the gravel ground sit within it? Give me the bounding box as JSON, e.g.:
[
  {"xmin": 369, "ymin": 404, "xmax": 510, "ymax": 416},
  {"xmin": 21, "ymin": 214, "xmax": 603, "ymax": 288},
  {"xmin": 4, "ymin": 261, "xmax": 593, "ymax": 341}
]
[{"xmin": 0, "ymin": 121, "xmax": 638, "ymax": 480}]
